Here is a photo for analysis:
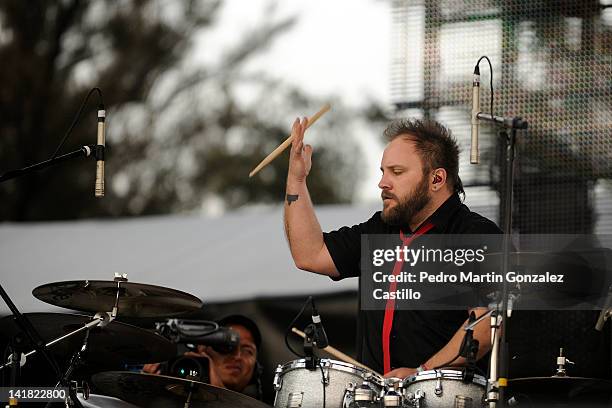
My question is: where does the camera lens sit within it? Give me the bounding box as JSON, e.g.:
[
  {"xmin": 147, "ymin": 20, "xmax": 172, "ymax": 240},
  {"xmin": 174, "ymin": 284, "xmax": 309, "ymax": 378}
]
[{"xmin": 169, "ymin": 356, "xmax": 210, "ymax": 383}]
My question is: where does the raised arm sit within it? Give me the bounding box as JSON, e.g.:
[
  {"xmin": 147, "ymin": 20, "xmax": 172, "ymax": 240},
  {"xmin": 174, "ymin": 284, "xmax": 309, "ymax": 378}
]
[{"xmin": 283, "ymin": 117, "xmax": 339, "ymax": 278}]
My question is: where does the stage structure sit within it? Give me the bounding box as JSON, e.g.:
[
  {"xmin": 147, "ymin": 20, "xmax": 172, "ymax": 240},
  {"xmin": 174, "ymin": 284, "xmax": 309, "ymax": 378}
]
[{"xmin": 390, "ymin": 0, "xmax": 612, "ymax": 384}]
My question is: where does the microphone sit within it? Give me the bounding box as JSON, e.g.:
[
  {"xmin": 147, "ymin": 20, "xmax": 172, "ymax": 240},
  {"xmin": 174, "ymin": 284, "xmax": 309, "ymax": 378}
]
[
  {"xmin": 470, "ymin": 64, "xmax": 480, "ymax": 164},
  {"xmin": 460, "ymin": 312, "xmax": 479, "ymax": 383},
  {"xmin": 595, "ymin": 284, "xmax": 612, "ymax": 331},
  {"xmin": 310, "ymin": 298, "xmax": 329, "ymax": 349},
  {"xmin": 460, "ymin": 311, "xmax": 476, "ymax": 358},
  {"xmin": 156, "ymin": 319, "xmax": 240, "ymax": 353},
  {"xmin": 95, "ymin": 106, "xmax": 105, "ymax": 197}
]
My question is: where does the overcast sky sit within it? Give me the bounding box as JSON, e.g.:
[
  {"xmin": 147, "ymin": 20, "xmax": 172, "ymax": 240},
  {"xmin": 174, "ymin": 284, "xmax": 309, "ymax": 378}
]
[{"xmin": 193, "ymin": 0, "xmax": 391, "ymax": 202}]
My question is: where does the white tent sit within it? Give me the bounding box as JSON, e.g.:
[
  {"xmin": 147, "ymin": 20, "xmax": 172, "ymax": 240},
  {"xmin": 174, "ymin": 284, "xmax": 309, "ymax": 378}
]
[{"xmin": 0, "ymin": 204, "xmax": 380, "ymax": 315}]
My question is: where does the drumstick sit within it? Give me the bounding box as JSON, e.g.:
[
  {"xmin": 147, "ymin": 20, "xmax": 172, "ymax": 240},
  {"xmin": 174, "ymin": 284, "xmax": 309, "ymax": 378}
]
[
  {"xmin": 248, "ymin": 103, "xmax": 331, "ymax": 178},
  {"xmin": 291, "ymin": 327, "xmax": 382, "ymax": 377}
]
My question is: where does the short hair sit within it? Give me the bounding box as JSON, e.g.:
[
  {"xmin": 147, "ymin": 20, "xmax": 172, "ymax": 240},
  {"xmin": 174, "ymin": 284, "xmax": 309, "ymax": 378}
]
[
  {"xmin": 217, "ymin": 314, "xmax": 261, "ymax": 350},
  {"xmin": 383, "ymin": 118, "xmax": 464, "ymax": 196}
]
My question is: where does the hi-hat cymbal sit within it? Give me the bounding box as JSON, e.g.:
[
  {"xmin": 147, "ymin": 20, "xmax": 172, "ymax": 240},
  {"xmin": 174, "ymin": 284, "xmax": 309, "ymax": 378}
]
[
  {"xmin": 0, "ymin": 313, "xmax": 176, "ymax": 367},
  {"xmin": 33, "ymin": 280, "xmax": 203, "ymax": 317},
  {"xmin": 93, "ymin": 371, "xmax": 271, "ymax": 407}
]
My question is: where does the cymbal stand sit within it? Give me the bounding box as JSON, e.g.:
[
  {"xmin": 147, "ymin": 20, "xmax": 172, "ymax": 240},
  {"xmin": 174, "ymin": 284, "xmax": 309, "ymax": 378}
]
[
  {"xmin": 111, "ymin": 273, "xmax": 129, "ymax": 318},
  {"xmin": 43, "ymin": 330, "xmax": 91, "ymax": 408},
  {"xmin": 0, "ymin": 313, "xmax": 113, "ymax": 372},
  {"xmin": 0, "ymin": 284, "xmax": 66, "ymax": 406},
  {"xmin": 4, "ymin": 273, "xmax": 130, "ymax": 371}
]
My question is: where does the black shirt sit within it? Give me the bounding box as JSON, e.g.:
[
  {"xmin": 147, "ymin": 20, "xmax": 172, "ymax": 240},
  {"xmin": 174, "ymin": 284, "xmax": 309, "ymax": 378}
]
[{"xmin": 323, "ymin": 193, "xmax": 501, "ymax": 373}]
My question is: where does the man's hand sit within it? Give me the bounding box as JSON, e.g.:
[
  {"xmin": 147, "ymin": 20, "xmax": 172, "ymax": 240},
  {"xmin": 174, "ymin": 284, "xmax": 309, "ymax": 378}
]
[
  {"xmin": 288, "ymin": 117, "xmax": 311, "ymax": 183},
  {"xmin": 141, "ymin": 363, "xmax": 161, "ymax": 375},
  {"xmin": 384, "ymin": 367, "xmax": 418, "ymax": 379},
  {"xmin": 185, "ymin": 349, "xmax": 226, "ymax": 389}
]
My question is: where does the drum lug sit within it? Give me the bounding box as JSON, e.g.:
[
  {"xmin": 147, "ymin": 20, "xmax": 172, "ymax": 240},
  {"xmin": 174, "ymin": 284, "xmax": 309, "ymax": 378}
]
[
  {"xmin": 321, "ymin": 366, "xmax": 330, "ymax": 385},
  {"xmin": 406, "ymin": 389, "xmax": 425, "ymax": 408},
  {"xmin": 273, "ymin": 366, "xmax": 283, "ymax": 391},
  {"xmin": 435, "ymin": 375, "xmax": 443, "ymax": 396}
]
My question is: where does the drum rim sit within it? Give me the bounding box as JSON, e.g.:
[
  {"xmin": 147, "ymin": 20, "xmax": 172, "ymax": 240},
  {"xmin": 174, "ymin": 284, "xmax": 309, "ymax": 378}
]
[
  {"xmin": 404, "ymin": 369, "xmax": 487, "ymax": 386},
  {"xmin": 275, "ymin": 358, "xmax": 384, "ymax": 384}
]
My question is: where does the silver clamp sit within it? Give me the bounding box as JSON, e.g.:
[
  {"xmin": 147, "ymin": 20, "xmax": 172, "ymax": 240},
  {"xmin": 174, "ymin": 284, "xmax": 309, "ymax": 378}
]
[{"xmin": 555, "ymin": 347, "xmax": 574, "ymax": 377}]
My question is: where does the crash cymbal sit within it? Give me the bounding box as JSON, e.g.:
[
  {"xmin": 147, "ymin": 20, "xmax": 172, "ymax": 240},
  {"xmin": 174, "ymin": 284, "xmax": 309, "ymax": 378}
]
[
  {"xmin": 33, "ymin": 280, "xmax": 203, "ymax": 317},
  {"xmin": 0, "ymin": 313, "xmax": 176, "ymax": 367},
  {"xmin": 93, "ymin": 371, "xmax": 271, "ymax": 407}
]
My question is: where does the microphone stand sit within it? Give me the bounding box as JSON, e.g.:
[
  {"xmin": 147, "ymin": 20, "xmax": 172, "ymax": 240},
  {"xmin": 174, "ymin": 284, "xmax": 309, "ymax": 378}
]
[
  {"xmin": 303, "ymin": 323, "xmax": 318, "ymax": 370},
  {"xmin": 0, "ymin": 145, "xmax": 98, "ymax": 184},
  {"xmin": 476, "ymin": 113, "xmax": 528, "ymax": 408}
]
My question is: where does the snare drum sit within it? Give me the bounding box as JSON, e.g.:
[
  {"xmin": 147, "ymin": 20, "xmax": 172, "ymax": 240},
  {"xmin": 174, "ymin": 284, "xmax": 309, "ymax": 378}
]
[
  {"xmin": 403, "ymin": 369, "xmax": 486, "ymax": 407},
  {"xmin": 273, "ymin": 358, "xmax": 384, "ymax": 408}
]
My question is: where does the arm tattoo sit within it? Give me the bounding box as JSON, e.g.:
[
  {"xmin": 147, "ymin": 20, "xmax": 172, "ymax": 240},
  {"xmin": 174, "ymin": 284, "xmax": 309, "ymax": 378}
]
[{"xmin": 286, "ymin": 194, "xmax": 299, "ymax": 206}]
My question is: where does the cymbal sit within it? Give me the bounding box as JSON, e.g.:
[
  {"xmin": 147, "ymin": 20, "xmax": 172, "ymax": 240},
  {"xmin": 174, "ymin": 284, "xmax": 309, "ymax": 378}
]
[
  {"xmin": 92, "ymin": 371, "xmax": 271, "ymax": 407},
  {"xmin": 508, "ymin": 376, "xmax": 612, "ymax": 397},
  {"xmin": 33, "ymin": 280, "xmax": 203, "ymax": 317},
  {"xmin": 0, "ymin": 313, "xmax": 176, "ymax": 367}
]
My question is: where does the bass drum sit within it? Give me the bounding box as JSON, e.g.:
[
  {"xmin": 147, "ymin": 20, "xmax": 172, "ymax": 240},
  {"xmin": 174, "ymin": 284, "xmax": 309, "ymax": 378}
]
[
  {"xmin": 403, "ymin": 369, "xmax": 486, "ymax": 407},
  {"xmin": 273, "ymin": 358, "xmax": 383, "ymax": 408}
]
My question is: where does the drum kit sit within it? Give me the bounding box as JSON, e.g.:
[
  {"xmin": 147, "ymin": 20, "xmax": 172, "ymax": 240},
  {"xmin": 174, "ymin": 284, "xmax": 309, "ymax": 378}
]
[
  {"xmin": 271, "ymin": 357, "xmax": 612, "ymax": 407},
  {"xmin": 1, "ymin": 272, "xmax": 611, "ymax": 407}
]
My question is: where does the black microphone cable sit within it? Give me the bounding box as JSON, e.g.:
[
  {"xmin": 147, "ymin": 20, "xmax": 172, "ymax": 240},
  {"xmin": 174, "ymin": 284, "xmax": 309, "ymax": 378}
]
[
  {"xmin": 284, "ymin": 296, "xmax": 313, "ymax": 358},
  {"xmin": 51, "ymin": 87, "xmax": 104, "ymax": 159},
  {"xmin": 475, "ymin": 55, "xmax": 494, "ymax": 120}
]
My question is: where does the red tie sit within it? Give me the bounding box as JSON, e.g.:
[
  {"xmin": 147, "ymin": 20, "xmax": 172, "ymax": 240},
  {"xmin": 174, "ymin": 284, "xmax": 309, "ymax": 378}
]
[{"xmin": 381, "ymin": 222, "xmax": 434, "ymax": 374}]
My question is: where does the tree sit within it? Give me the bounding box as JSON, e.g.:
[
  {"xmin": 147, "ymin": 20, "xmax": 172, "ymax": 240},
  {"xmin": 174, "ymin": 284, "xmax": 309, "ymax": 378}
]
[{"xmin": 0, "ymin": 0, "xmax": 363, "ymax": 221}]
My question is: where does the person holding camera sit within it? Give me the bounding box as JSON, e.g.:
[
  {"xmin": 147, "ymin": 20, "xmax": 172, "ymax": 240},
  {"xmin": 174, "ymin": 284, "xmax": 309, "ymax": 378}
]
[{"xmin": 142, "ymin": 315, "xmax": 262, "ymax": 398}]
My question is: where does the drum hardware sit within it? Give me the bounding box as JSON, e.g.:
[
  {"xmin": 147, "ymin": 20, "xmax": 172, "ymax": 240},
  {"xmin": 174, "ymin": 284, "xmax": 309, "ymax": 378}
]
[
  {"xmin": 404, "ymin": 389, "xmax": 425, "ymax": 408},
  {"xmin": 554, "ymin": 347, "xmax": 574, "ymax": 377},
  {"xmin": 381, "ymin": 378, "xmax": 402, "ymax": 407},
  {"xmin": 72, "ymin": 380, "xmax": 90, "ymax": 401},
  {"xmin": 346, "ymin": 378, "xmax": 379, "ymax": 407},
  {"xmin": 1, "ymin": 312, "xmax": 176, "ymax": 370},
  {"xmin": 434, "ymin": 372, "xmax": 443, "ymax": 396},
  {"xmin": 0, "ymin": 283, "xmax": 81, "ymax": 407},
  {"xmin": 0, "ymin": 312, "xmax": 110, "ymax": 371},
  {"xmin": 110, "ymin": 273, "xmax": 128, "ymax": 318},
  {"xmin": 273, "ymin": 365, "xmax": 284, "ymax": 391}
]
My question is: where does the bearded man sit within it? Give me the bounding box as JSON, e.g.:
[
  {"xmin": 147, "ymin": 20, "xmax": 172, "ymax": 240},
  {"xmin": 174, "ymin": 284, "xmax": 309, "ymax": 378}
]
[{"xmin": 283, "ymin": 117, "xmax": 501, "ymax": 378}]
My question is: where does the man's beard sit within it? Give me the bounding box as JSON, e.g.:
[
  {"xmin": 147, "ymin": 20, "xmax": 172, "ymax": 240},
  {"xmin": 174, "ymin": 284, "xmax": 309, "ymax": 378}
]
[{"xmin": 381, "ymin": 176, "xmax": 430, "ymax": 226}]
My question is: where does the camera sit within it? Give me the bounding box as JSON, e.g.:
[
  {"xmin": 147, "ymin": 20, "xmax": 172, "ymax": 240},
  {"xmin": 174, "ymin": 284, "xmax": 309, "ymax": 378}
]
[{"xmin": 168, "ymin": 355, "xmax": 210, "ymax": 383}]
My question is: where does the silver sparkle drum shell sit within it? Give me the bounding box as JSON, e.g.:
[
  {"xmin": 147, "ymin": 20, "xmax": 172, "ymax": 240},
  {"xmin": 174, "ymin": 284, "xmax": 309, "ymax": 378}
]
[
  {"xmin": 273, "ymin": 358, "xmax": 383, "ymax": 408},
  {"xmin": 403, "ymin": 369, "xmax": 486, "ymax": 407}
]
